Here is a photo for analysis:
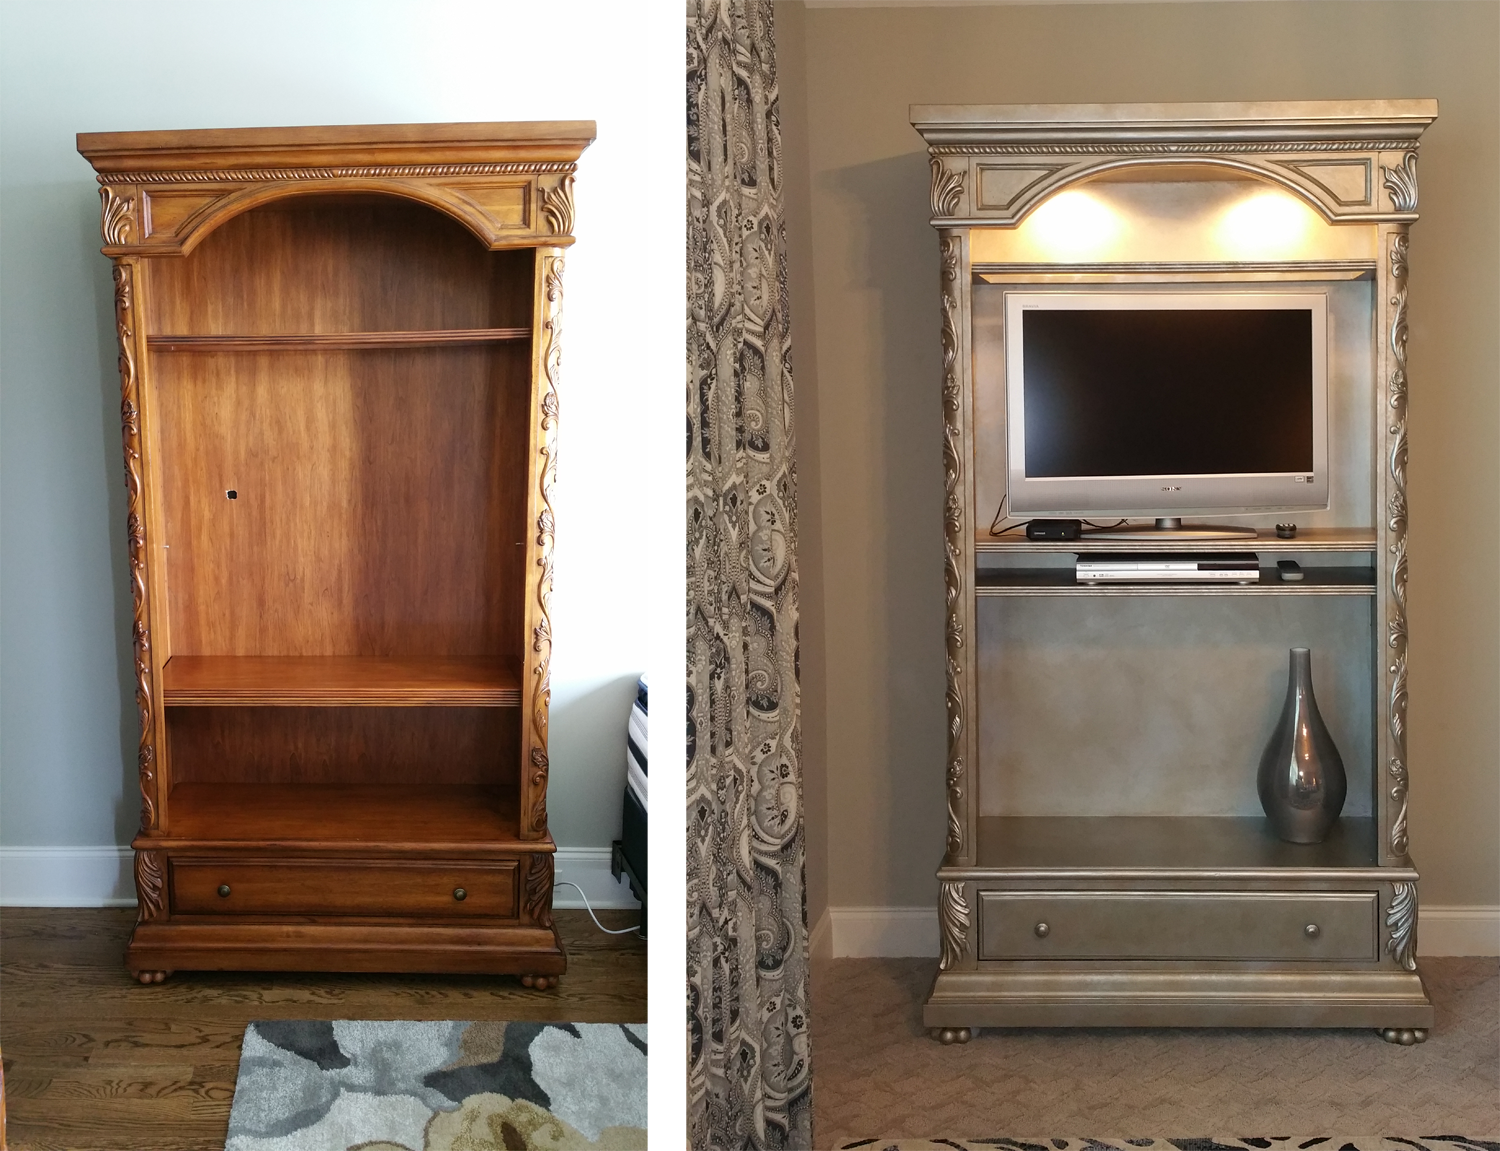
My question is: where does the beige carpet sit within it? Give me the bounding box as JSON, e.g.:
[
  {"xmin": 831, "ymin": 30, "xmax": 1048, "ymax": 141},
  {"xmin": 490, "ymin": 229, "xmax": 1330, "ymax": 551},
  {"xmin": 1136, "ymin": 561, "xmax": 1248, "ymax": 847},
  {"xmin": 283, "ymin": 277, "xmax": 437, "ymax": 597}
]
[{"xmin": 811, "ymin": 957, "xmax": 1498, "ymax": 1145}]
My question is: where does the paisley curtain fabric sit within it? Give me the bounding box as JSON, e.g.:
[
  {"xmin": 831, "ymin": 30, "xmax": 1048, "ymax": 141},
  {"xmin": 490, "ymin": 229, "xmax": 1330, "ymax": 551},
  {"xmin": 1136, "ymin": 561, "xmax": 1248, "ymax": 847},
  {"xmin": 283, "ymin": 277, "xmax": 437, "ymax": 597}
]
[{"xmin": 687, "ymin": 1, "xmax": 812, "ymax": 1147}]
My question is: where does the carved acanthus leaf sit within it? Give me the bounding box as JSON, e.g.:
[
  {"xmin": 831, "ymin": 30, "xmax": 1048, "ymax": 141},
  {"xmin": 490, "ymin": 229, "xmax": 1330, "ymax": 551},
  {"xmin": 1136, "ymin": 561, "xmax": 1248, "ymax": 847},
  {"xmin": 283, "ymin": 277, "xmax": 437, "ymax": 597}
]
[
  {"xmin": 541, "ymin": 174, "xmax": 576, "ymax": 236},
  {"xmin": 1386, "ymin": 881, "xmax": 1418, "ymax": 970},
  {"xmin": 101, "ymin": 187, "xmax": 136, "ymax": 245},
  {"xmin": 929, "ymin": 156, "xmax": 965, "ymax": 217},
  {"xmin": 939, "ymin": 881, "xmax": 971, "ymax": 971},
  {"xmin": 1382, "ymin": 152, "xmax": 1419, "ymax": 213},
  {"xmin": 134, "ymin": 849, "xmax": 166, "ymax": 923},
  {"xmin": 524, "ymin": 852, "xmax": 555, "ymax": 929}
]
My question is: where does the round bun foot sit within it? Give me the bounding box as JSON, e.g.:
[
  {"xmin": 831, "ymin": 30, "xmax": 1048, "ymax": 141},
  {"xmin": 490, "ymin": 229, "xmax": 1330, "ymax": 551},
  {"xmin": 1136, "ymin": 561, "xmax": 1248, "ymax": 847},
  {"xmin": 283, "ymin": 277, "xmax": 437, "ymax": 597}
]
[
  {"xmin": 131, "ymin": 970, "xmax": 171, "ymax": 984},
  {"xmin": 1378, "ymin": 1026, "xmax": 1429, "ymax": 1045},
  {"xmin": 520, "ymin": 973, "xmax": 559, "ymax": 991},
  {"xmin": 929, "ymin": 1026, "xmax": 973, "ymax": 1044}
]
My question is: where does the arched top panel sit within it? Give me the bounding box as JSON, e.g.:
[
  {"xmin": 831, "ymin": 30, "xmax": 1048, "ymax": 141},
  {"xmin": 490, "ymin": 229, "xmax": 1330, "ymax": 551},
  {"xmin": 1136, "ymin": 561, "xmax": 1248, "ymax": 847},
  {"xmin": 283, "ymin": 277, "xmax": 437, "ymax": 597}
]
[
  {"xmin": 912, "ymin": 99, "xmax": 1434, "ymax": 228},
  {"xmin": 79, "ymin": 120, "xmax": 593, "ymax": 256}
]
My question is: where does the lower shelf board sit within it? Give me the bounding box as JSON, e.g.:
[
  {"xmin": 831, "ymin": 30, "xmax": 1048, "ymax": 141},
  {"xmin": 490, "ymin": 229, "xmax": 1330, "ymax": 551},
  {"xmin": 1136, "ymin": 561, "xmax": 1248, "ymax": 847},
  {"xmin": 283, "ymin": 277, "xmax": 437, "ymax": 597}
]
[
  {"xmin": 965, "ymin": 815, "xmax": 1381, "ymax": 876},
  {"xmin": 975, "ymin": 567, "xmax": 1376, "ymax": 595},
  {"xmin": 155, "ymin": 782, "xmax": 525, "ymax": 851}
]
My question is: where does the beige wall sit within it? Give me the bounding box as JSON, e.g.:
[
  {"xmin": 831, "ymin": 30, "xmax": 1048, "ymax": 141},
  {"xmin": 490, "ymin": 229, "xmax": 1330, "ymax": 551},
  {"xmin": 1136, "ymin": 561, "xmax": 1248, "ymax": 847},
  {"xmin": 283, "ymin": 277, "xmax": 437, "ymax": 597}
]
[{"xmin": 779, "ymin": 0, "xmax": 1499, "ymax": 912}]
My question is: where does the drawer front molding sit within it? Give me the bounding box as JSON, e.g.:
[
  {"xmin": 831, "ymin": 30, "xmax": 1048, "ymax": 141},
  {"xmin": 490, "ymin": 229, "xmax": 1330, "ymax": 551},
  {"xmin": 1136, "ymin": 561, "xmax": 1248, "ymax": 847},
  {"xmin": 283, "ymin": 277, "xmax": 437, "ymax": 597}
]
[
  {"xmin": 171, "ymin": 858, "xmax": 520, "ymax": 919},
  {"xmin": 980, "ymin": 890, "xmax": 1378, "ymax": 961}
]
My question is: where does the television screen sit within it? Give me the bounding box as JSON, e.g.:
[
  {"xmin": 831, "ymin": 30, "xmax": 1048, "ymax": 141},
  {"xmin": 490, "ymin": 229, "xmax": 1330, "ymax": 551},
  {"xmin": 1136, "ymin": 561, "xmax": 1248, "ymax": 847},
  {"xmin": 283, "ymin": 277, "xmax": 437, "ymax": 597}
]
[
  {"xmin": 1023, "ymin": 309, "xmax": 1314, "ymax": 478},
  {"xmin": 1005, "ymin": 291, "xmax": 1328, "ymax": 519}
]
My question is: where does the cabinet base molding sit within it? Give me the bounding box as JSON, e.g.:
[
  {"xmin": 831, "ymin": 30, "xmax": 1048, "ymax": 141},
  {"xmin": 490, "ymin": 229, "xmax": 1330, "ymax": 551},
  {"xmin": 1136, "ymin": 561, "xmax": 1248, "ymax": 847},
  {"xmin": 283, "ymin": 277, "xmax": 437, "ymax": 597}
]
[
  {"xmin": 126, "ymin": 920, "xmax": 566, "ymax": 977},
  {"xmin": 923, "ymin": 966, "xmax": 1435, "ymax": 1031}
]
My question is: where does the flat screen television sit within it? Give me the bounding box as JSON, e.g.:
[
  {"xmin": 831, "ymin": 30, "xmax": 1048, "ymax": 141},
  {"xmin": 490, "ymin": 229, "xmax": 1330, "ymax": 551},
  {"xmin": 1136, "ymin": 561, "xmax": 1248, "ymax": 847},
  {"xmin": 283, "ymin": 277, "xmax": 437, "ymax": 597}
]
[{"xmin": 1004, "ymin": 290, "xmax": 1329, "ymax": 539}]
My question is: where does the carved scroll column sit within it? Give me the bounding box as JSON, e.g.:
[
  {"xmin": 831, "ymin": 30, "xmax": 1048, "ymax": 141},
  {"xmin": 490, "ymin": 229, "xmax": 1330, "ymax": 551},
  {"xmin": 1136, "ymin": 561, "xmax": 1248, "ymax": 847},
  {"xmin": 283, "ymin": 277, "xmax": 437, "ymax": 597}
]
[
  {"xmin": 112, "ymin": 257, "xmax": 164, "ymax": 842},
  {"xmin": 936, "ymin": 227, "xmax": 978, "ymax": 870},
  {"xmin": 519, "ymin": 247, "xmax": 565, "ymax": 840}
]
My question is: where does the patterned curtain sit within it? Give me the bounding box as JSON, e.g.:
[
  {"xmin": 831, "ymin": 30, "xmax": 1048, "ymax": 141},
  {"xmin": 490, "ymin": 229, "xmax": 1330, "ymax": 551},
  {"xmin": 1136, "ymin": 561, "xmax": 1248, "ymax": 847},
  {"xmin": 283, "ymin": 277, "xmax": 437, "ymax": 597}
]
[{"xmin": 686, "ymin": 1, "xmax": 813, "ymax": 1148}]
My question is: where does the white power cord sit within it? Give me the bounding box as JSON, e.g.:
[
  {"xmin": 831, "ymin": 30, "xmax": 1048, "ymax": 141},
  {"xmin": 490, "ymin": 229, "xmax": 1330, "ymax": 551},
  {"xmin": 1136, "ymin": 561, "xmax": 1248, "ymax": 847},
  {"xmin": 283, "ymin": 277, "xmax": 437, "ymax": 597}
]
[{"xmin": 553, "ymin": 880, "xmax": 641, "ymax": 935}]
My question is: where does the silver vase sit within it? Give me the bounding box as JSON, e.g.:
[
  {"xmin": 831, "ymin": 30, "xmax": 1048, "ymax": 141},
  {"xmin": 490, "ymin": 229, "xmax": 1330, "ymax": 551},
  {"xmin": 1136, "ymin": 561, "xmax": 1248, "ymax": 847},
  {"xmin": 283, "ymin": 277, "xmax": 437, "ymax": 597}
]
[{"xmin": 1258, "ymin": 647, "xmax": 1347, "ymax": 844}]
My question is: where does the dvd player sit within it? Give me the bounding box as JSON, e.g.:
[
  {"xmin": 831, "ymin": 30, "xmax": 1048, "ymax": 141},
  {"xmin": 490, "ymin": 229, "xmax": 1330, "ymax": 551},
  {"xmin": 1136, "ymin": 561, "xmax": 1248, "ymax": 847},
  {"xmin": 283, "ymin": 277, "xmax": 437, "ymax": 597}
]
[{"xmin": 1075, "ymin": 552, "xmax": 1260, "ymax": 584}]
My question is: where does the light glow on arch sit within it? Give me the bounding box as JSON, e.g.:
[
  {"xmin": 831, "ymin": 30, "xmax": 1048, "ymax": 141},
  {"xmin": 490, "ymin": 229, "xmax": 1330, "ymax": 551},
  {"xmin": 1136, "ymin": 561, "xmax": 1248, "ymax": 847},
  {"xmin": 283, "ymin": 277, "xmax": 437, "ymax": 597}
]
[
  {"xmin": 1024, "ymin": 190, "xmax": 1124, "ymax": 259},
  {"xmin": 1214, "ymin": 188, "xmax": 1321, "ymax": 259}
]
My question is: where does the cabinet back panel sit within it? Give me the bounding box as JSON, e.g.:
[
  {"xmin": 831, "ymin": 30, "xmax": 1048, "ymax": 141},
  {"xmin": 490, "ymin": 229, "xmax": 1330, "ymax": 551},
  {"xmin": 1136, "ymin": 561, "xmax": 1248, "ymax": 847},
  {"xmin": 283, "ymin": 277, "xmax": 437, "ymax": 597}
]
[
  {"xmin": 147, "ymin": 197, "xmax": 533, "ymax": 334},
  {"xmin": 168, "ymin": 706, "xmax": 517, "ymax": 786},
  {"xmin": 154, "ymin": 346, "xmax": 529, "ymax": 656},
  {"xmin": 976, "ymin": 595, "xmax": 1374, "ymax": 818}
]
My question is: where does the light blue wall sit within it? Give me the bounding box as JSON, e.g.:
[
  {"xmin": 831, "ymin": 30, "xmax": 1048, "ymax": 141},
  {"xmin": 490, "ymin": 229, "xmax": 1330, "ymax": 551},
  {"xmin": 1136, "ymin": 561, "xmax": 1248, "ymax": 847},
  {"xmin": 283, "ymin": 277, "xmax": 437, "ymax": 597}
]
[{"xmin": 0, "ymin": 0, "xmax": 679, "ymax": 859}]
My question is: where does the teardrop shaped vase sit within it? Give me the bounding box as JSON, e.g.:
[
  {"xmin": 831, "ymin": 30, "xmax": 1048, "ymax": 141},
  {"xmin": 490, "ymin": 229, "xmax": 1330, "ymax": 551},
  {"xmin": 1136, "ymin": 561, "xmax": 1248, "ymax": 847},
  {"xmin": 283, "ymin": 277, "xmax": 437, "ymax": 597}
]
[{"xmin": 1258, "ymin": 647, "xmax": 1347, "ymax": 844}]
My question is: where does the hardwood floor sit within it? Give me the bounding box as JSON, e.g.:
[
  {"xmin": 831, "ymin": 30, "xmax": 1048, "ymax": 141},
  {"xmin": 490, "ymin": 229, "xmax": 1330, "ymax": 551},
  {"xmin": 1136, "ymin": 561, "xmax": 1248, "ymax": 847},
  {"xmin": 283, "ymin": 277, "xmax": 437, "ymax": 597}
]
[{"xmin": 0, "ymin": 906, "xmax": 645, "ymax": 1151}]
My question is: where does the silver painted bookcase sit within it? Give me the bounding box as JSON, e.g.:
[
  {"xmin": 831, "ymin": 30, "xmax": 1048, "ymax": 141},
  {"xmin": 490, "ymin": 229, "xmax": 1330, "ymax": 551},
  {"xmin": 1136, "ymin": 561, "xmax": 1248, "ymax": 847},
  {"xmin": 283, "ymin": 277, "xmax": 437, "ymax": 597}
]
[{"xmin": 911, "ymin": 101, "xmax": 1437, "ymax": 1043}]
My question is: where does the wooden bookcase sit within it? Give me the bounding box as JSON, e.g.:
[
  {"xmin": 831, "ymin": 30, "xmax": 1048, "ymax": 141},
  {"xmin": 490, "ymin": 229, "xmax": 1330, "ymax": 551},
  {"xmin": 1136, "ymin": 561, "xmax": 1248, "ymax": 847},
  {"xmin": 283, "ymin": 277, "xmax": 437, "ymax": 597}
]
[
  {"xmin": 910, "ymin": 102, "xmax": 1438, "ymax": 1042},
  {"xmin": 78, "ymin": 122, "xmax": 593, "ymax": 983}
]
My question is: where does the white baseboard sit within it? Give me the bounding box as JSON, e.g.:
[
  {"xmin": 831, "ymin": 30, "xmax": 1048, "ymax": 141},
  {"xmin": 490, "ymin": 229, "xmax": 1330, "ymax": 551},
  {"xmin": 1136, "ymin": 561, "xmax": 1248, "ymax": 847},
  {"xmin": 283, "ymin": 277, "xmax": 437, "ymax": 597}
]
[
  {"xmin": 1417, "ymin": 906, "xmax": 1499, "ymax": 957},
  {"xmin": 809, "ymin": 906, "xmax": 833, "ymax": 961},
  {"xmin": 0, "ymin": 846, "xmax": 135, "ymax": 906},
  {"xmin": 825, "ymin": 903, "xmax": 1500, "ymax": 958},
  {"xmin": 552, "ymin": 848, "xmax": 641, "ymax": 911},
  {"xmin": 0, "ymin": 846, "xmax": 639, "ymax": 910},
  {"xmin": 829, "ymin": 906, "xmax": 940, "ymax": 957}
]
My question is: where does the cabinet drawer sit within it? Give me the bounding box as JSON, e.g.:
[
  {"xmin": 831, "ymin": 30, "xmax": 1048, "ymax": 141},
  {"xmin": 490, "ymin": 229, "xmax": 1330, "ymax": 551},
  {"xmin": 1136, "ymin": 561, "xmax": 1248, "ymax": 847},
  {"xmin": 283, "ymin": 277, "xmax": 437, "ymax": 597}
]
[
  {"xmin": 979, "ymin": 890, "xmax": 1377, "ymax": 961},
  {"xmin": 172, "ymin": 859, "xmax": 519, "ymax": 918}
]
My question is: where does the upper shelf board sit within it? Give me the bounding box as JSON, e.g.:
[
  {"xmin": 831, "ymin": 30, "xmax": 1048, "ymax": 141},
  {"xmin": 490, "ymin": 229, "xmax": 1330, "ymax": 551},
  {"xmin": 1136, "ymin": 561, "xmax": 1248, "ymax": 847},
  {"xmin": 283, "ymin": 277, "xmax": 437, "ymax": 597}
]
[
  {"xmin": 147, "ymin": 329, "xmax": 530, "ymax": 352},
  {"xmin": 163, "ymin": 655, "xmax": 522, "ymax": 707},
  {"xmin": 977, "ymin": 527, "xmax": 1377, "ymax": 553}
]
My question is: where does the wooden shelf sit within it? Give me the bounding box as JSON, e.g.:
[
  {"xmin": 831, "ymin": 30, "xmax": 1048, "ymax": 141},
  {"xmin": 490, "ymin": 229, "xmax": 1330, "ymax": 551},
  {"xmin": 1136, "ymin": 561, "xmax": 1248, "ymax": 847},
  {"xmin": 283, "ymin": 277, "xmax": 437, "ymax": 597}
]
[
  {"xmin": 976, "ymin": 527, "xmax": 1378, "ymax": 554},
  {"xmin": 163, "ymin": 655, "xmax": 521, "ymax": 707},
  {"xmin": 159, "ymin": 782, "xmax": 523, "ymax": 850},
  {"xmin": 975, "ymin": 567, "xmax": 1376, "ymax": 596},
  {"xmin": 147, "ymin": 328, "xmax": 530, "ymax": 352},
  {"xmin": 967, "ymin": 816, "xmax": 1380, "ymax": 876}
]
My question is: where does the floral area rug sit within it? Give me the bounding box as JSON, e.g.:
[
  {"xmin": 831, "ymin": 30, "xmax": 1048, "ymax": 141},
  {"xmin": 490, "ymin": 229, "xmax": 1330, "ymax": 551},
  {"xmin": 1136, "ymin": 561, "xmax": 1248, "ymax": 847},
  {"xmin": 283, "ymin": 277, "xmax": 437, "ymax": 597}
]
[
  {"xmin": 226, "ymin": 1020, "xmax": 646, "ymax": 1151},
  {"xmin": 836, "ymin": 1141, "xmax": 1499, "ymax": 1150}
]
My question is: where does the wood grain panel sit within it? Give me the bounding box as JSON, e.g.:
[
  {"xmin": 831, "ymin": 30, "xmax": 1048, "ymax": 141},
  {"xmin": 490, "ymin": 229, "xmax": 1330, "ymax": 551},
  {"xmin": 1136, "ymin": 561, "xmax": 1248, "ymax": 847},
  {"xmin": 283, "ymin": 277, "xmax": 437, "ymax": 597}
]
[
  {"xmin": 160, "ymin": 783, "xmax": 522, "ymax": 846},
  {"xmin": 146, "ymin": 197, "xmax": 535, "ymax": 333},
  {"xmin": 167, "ymin": 707, "xmax": 517, "ymax": 787},
  {"xmin": 163, "ymin": 655, "xmax": 521, "ymax": 706},
  {"xmin": 154, "ymin": 345, "xmax": 531, "ymax": 657}
]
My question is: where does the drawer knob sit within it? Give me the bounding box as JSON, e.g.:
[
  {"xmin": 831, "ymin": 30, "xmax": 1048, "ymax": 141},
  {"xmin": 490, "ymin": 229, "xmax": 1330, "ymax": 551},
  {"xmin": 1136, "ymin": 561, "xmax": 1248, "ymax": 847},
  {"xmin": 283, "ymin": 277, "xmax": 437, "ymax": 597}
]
[
  {"xmin": 453, "ymin": 887, "xmax": 467, "ymax": 902},
  {"xmin": 1304, "ymin": 922, "xmax": 1321, "ymax": 939},
  {"xmin": 1034, "ymin": 921, "xmax": 1050, "ymax": 938},
  {"xmin": 217, "ymin": 884, "xmax": 231, "ymax": 898}
]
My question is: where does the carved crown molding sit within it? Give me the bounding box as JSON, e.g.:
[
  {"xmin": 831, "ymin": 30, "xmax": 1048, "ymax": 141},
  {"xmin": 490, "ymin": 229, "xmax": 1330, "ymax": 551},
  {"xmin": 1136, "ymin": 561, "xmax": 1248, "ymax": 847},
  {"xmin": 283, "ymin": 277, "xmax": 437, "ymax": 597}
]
[
  {"xmin": 97, "ymin": 160, "xmax": 577, "ymax": 185},
  {"xmin": 927, "ymin": 140, "xmax": 1420, "ymax": 156}
]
